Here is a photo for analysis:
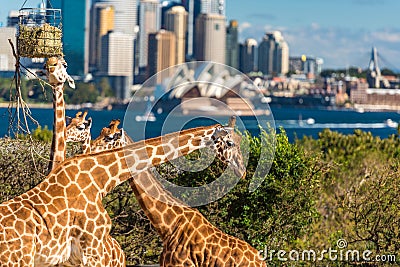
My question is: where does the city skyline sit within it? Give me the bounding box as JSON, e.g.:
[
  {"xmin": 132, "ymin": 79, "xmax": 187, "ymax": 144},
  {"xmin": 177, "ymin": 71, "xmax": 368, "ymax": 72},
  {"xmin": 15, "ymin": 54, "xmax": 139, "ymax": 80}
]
[{"xmin": 1, "ymin": 0, "xmax": 400, "ymax": 70}]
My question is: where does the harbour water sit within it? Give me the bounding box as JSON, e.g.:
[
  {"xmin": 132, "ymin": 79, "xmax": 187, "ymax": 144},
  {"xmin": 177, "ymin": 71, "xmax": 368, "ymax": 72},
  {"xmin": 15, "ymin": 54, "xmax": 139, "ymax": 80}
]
[{"xmin": 1, "ymin": 106, "xmax": 400, "ymax": 142}]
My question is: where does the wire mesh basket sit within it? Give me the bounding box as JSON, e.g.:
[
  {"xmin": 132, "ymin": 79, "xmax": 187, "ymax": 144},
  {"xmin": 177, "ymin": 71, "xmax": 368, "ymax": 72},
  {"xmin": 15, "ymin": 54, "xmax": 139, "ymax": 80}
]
[{"xmin": 17, "ymin": 8, "xmax": 63, "ymax": 58}]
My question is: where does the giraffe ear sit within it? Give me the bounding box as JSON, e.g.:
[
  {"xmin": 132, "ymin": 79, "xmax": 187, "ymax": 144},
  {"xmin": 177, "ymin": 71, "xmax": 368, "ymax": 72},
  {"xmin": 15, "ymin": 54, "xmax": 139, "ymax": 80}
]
[
  {"xmin": 66, "ymin": 116, "xmax": 73, "ymax": 126},
  {"xmin": 67, "ymin": 78, "xmax": 75, "ymax": 89},
  {"xmin": 86, "ymin": 118, "xmax": 93, "ymax": 128}
]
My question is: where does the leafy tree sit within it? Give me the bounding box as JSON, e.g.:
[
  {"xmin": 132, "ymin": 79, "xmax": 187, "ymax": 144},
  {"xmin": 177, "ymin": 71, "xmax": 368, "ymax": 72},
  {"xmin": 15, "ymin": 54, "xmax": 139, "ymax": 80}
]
[{"xmin": 98, "ymin": 77, "xmax": 114, "ymax": 98}]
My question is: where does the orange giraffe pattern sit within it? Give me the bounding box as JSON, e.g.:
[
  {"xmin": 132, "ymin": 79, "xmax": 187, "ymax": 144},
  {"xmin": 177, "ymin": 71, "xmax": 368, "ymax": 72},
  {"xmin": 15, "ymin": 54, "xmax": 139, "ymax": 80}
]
[
  {"xmin": 99, "ymin": 118, "xmax": 266, "ymax": 266},
  {"xmin": 45, "ymin": 57, "xmax": 75, "ymax": 174},
  {"xmin": 0, "ymin": 124, "xmax": 240, "ymax": 266},
  {"xmin": 65, "ymin": 116, "xmax": 126, "ymax": 267}
]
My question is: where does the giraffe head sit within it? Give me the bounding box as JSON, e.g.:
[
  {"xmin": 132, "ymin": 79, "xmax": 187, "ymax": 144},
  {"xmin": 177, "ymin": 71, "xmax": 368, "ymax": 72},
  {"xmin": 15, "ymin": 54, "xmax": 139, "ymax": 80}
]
[
  {"xmin": 45, "ymin": 57, "xmax": 75, "ymax": 88},
  {"xmin": 66, "ymin": 111, "xmax": 92, "ymax": 143},
  {"xmin": 91, "ymin": 119, "xmax": 130, "ymax": 152},
  {"xmin": 210, "ymin": 116, "xmax": 246, "ymax": 178}
]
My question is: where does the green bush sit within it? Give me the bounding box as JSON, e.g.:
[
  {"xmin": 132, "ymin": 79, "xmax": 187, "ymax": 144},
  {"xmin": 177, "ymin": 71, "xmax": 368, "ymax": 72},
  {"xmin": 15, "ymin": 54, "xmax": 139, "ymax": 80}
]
[{"xmin": 0, "ymin": 129, "xmax": 322, "ymax": 265}]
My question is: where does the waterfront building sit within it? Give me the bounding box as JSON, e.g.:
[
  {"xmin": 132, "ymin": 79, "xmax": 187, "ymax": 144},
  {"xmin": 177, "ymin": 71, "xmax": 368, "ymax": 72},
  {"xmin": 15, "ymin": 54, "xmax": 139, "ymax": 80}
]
[
  {"xmin": 258, "ymin": 31, "xmax": 289, "ymax": 76},
  {"xmin": 147, "ymin": 30, "xmax": 176, "ymax": 79},
  {"xmin": 225, "ymin": 20, "xmax": 239, "ymax": 69},
  {"xmin": 100, "ymin": 31, "xmax": 134, "ymax": 100},
  {"xmin": 47, "ymin": 0, "xmax": 90, "ymax": 75},
  {"xmin": 165, "ymin": 6, "xmax": 188, "ymax": 65},
  {"xmin": 194, "ymin": 13, "xmax": 226, "ymax": 64},
  {"xmin": 138, "ymin": 0, "xmax": 161, "ymax": 70},
  {"xmin": 289, "ymin": 55, "xmax": 323, "ymax": 79},
  {"xmin": 89, "ymin": 3, "xmax": 114, "ymax": 72},
  {"xmin": 239, "ymin": 38, "xmax": 258, "ymax": 74}
]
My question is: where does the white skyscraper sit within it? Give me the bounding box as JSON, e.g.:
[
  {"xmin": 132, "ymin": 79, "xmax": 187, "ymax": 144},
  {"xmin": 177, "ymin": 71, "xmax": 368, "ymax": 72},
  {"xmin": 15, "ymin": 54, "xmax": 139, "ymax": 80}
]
[
  {"xmin": 195, "ymin": 13, "xmax": 226, "ymax": 64},
  {"xmin": 100, "ymin": 31, "xmax": 135, "ymax": 99},
  {"xmin": 138, "ymin": 0, "xmax": 161, "ymax": 69},
  {"xmin": 95, "ymin": 0, "xmax": 137, "ymax": 36},
  {"xmin": 200, "ymin": 0, "xmax": 225, "ymax": 15},
  {"xmin": 258, "ymin": 31, "xmax": 289, "ymax": 76},
  {"xmin": 165, "ymin": 6, "xmax": 188, "ymax": 65}
]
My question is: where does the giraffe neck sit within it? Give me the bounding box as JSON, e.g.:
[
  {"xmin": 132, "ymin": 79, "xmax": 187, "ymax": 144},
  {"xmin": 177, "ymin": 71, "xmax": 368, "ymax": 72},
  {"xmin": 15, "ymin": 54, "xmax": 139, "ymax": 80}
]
[
  {"xmin": 53, "ymin": 125, "xmax": 219, "ymax": 197},
  {"xmin": 82, "ymin": 136, "xmax": 92, "ymax": 154},
  {"xmin": 130, "ymin": 171, "xmax": 191, "ymax": 239},
  {"xmin": 48, "ymin": 83, "xmax": 66, "ymax": 173}
]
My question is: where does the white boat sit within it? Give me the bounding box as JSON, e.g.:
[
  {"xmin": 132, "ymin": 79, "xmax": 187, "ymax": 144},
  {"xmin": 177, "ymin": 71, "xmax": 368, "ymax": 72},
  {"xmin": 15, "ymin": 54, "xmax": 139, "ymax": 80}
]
[
  {"xmin": 135, "ymin": 101, "xmax": 156, "ymax": 122},
  {"xmin": 385, "ymin": 119, "xmax": 398, "ymax": 128}
]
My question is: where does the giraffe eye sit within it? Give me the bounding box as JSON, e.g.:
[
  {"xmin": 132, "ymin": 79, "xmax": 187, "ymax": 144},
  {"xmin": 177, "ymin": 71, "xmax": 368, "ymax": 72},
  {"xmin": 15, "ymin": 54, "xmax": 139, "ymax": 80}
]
[{"xmin": 226, "ymin": 140, "xmax": 235, "ymax": 147}]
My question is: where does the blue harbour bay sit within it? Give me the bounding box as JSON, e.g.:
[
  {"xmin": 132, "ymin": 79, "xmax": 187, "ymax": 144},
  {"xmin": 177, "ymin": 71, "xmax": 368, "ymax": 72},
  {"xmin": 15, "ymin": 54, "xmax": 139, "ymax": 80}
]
[{"xmin": 1, "ymin": 106, "xmax": 400, "ymax": 142}]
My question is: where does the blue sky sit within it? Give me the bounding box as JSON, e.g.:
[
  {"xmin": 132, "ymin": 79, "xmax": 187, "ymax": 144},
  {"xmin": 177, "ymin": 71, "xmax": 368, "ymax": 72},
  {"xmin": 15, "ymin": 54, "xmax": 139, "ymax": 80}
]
[{"xmin": 1, "ymin": 0, "xmax": 400, "ymax": 70}]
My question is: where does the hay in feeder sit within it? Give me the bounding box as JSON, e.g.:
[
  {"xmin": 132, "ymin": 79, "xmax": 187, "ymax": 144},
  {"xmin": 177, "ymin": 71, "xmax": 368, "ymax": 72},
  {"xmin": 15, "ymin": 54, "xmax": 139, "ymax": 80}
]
[{"xmin": 18, "ymin": 23, "xmax": 63, "ymax": 58}]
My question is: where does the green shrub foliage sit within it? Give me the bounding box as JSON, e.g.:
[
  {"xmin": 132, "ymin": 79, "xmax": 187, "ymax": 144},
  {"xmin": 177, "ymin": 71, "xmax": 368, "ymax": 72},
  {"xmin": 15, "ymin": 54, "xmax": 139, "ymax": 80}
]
[{"xmin": 0, "ymin": 129, "xmax": 323, "ymax": 265}]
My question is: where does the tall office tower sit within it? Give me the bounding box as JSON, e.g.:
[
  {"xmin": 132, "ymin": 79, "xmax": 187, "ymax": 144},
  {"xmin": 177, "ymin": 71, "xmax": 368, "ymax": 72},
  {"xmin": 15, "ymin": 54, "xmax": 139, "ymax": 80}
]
[
  {"xmin": 95, "ymin": 0, "xmax": 138, "ymax": 36},
  {"xmin": 147, "ymin": 30, "xmax": 176, "ymax": 79},
  {"xmin": 100, "ymin": 31, "xmax": 134, "ymax": 99},
  {"xmin": 239, "ymin": 38, "xmax": 258, "ymax": 74},
  {"xmin": 225, "ymin": 20, "xmax": 239, "ymax": 69},
  {"xmin": 47, "ymin": 0, "xmax": 90, "ymax": 75},
  {"xmin": 89, "ymin": 3, "xmax": 114, "ymax": 71},
  {"xmin": 195, "ymin": 13, "xmax": 226, "ymax": 64},
  {"xmin": 258, "ymin": 31, "xmax": 289, "ymax": 76},
  {"xmin": 199, "ymin": 0, "xmax": 225, "ymax": 15},
  {"xmin": 0, "ymin": 27, "xmax": 17, "ymax": 71},
  {"xmin": 165, "ymin": 6, "xmax": 188, "ymax": 65},
  {"xmin": 182, "ymin": 0, "xmax": 201, "ymax": 60},
  {"xmin": 161, "ymin": 1, "xmax": 182, "ymax": 28},
  {"xmin": 138, "ymin": 0, "xmax": 161, "ymax": 71}
]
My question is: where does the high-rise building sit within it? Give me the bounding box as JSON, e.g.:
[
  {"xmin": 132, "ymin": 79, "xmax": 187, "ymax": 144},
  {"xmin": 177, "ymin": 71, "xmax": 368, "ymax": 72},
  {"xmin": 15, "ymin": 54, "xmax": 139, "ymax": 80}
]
[
  {"xmin": 239, "ymin": 38, "xmax": 258, "ymax": 74},
  {"xmin": 95, "ymin": 0, "xmax": 138, "ymax": 36},
  {"xmin": 94, "ymin": 0, "xmax": 137, "ymax": 88},
  {"xmin": 195, "ymin": 13, "xmax": 226, "ymax": 64},
  {"xmin": 160, "ymin": 1, "xmax": 183, "ymax": 28},
  {"xmin": 258, "ymin": 31, "xmax": 289, "ymax": 76},
  {"xmin": 47, "ymin": 0, "xmax": 90, "ymax": 75},
  {"xmin": 165, "ymin": 6, "xmax": 188, "ymax": 65},
  {"xmin": 182, "ymin": 0, "xmax": 195, "ymax": 60},
  {"xmin": 138, "ymin": 0, "xmax": 161, "ymax": 70},
  {"xmin": 225, "ymin": 20, "xmax": 239, "ymax": 69},
  {"xmin": 89, "ymin": 3, "xmax": 114, "ymax": 71},
  {"xmin": 100, "ymin": 31, "xmax": 134, "ymax": 99},
  {"xmin": 147, "ymin": 30, "xmax": 176, "ymax": 79},
  {"xmin": 201, "ymin": 0, "xmax": 225, "ymax": 16}
]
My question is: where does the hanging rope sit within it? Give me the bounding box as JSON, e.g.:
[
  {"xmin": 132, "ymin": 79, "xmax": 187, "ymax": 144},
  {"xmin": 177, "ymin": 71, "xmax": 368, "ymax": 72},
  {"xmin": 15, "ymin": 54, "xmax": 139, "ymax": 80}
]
[{"xmin": 20, "ymin": 0, "xmax": 48, "ymax": 9}]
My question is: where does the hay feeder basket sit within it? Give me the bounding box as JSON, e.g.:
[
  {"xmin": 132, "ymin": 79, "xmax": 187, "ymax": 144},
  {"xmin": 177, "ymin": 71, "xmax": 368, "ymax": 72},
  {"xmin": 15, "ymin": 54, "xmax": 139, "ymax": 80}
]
[{"xmin": 17, "ymin": 8, "xmax": 63, "ymax": 58}]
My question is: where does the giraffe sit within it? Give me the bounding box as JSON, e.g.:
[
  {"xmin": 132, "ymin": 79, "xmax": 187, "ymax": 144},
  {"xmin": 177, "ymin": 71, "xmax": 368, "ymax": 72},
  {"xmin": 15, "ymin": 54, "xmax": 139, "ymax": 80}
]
[
  {"xmin": 65, "ymin": 116, "xmax": 126, "ymax": 267},
  {"xmin": 45, "ymin": 56, "xmax": 75, "ymax": 174},
  {"xmin": 91, "ymin": 119, "xmax": 131, "ymax": 153},
  {"xmin": 97, "ymin": 118, "xmax": 266, "ymax": 266},
  {"xmin": 66, "ymin": 111, "xmax": 93, "ymax": 154},
  {"xmin": 0, "ymin": 124, "xmax": 241, "ymax": 266}
]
